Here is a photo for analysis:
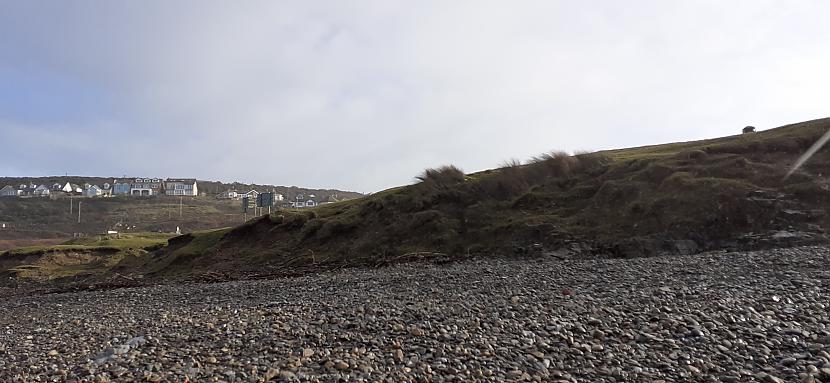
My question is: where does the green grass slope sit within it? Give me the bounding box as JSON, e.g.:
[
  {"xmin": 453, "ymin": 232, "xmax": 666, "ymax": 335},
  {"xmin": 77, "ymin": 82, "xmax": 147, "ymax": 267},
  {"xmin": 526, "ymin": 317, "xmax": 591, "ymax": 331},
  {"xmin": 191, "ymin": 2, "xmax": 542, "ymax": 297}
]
[
  {"xmin": 0, "ymin": 180, "xmax": 363, "ymax": 250},
  {"xmin": 4, "ymin": 118, "xmax": 830, "ymax": 285},
  {"xmin": 130, "ymin": 118, "xmax": 830, "ymax": 279},
  {"xmin": 0, "ymin": 196, "xmax": 246, "ymax": 249}
]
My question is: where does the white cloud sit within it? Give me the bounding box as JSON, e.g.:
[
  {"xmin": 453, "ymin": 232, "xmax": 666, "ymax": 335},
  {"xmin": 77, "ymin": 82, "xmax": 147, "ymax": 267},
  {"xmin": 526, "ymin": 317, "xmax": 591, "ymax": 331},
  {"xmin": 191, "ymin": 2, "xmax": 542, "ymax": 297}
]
[{"xmin": 0, "ymin": 1, "xmax": 829, "ymax": 191}]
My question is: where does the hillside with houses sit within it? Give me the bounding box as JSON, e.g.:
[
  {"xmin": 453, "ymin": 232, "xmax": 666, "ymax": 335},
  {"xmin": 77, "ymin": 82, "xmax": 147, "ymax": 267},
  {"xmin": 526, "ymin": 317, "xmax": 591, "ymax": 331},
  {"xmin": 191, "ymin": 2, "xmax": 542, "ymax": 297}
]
[
  {"xmin": 0, "ymin": 177, "xmax": 362, "ymax": 202},
  {"xmin": 0, "ymin": 176, "xmax": 363, "ymax": 250},
  {"xmin": 1, "ymin": 178, "xmax": 199, "ymax": 198}
]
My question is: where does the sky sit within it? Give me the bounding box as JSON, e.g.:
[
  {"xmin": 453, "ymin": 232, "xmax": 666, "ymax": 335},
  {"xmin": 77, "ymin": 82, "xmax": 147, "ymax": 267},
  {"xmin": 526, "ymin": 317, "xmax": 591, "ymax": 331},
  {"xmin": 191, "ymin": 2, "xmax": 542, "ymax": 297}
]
[{"xmin": 1, "ymin": 1, "xmax": 829, "ymax": 193}]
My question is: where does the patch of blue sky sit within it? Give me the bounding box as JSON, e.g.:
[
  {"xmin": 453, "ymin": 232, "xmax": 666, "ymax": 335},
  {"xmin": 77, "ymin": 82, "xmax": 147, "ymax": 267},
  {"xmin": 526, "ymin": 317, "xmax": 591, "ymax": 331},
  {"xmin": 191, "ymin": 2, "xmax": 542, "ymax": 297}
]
[{"xmin": 0, "ymin": 67, "xmax": 114, "ymax": 125}]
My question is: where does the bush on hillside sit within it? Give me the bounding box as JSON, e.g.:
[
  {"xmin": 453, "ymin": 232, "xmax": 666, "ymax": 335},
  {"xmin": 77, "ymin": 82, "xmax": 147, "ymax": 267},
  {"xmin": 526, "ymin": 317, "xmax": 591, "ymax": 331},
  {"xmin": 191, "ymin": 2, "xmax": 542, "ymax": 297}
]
[
  {"xmin": 478, "ymin": 152, "xmax": 611, "ymax": 201},
  {"xmin": 479, "ymin": 159, "xmax": 530, "ymax": 200},
  {"xmin": 523, "ymin": 151, "xmax": 579, "ymax": 185},
  {"xmin": 500, "ymin": 158, "xmax": 523, "ymax": 168},
  {"xmin": 416, "ymin": 165, "xmax": 465, "ymax": 184},
  {"xmin": 415, "ymin": 165, "xmax": 466, "ymax": 194}
]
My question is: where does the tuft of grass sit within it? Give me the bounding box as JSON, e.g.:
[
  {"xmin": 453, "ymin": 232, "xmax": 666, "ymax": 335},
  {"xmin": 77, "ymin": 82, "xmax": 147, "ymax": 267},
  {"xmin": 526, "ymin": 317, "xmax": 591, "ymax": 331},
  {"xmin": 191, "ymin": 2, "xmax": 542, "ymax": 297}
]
[
  {"xmin": 416, "ymin": 165, "xmax": 465, "ymax": 185},
  {"xmin": 499, "ymin": 158, "xmax": 523, "ymax": 168},
  {"xmin": 524, "ymin": 151, "xmax": 580, "ymax": 183},
  {"xmin": 478, "ymin": 159, "xmax": 530, "ymax": 200}
]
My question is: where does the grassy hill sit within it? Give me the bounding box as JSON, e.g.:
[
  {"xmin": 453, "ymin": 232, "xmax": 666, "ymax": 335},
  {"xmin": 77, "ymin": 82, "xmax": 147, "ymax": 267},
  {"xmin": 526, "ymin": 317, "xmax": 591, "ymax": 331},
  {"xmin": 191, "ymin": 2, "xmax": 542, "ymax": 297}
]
[
  {"xmin": 0, "ymin": 196, "xmax": 244, "ymax": 249},
  {"xmin": 2, "ymin": 118, "xmax": 829, "ymax": 288},
  {"xmin": 0, "ymin": 179, "xmax": 363, "ymax": 250}
]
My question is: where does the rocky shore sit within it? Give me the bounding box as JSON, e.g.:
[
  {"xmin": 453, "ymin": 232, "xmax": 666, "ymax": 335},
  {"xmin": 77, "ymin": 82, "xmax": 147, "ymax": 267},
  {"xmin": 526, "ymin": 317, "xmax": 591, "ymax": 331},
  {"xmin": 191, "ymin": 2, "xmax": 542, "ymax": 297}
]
[{"xmin": 1, "ymin": 246, "xmax": 829, "ymax": 382}]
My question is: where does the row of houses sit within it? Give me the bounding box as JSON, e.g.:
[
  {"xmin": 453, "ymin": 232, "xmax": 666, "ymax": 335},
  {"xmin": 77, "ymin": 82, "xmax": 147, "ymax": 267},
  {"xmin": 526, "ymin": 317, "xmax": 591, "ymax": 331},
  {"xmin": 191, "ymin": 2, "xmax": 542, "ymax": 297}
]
[
  {"xmin": 112, "ymin": 178, "xmax": 198, "ymax": 196},
  {"xmin": 0, "ymin": 178, "xmax": 199, "ymax": 198},
  {"xmin": 215, "ymin": 190, "xmax": 336, "ymax": 208},
  {"xmin": 1, "ymin": 182, "xmax": 101, "ymax": 198},
  {"xmin": 290, "ymin": 193, "xmax": 320, "ymax": 208},
  {"xmin": 216, "ymin": 189, "xmax": 298, "ymax": 206}
]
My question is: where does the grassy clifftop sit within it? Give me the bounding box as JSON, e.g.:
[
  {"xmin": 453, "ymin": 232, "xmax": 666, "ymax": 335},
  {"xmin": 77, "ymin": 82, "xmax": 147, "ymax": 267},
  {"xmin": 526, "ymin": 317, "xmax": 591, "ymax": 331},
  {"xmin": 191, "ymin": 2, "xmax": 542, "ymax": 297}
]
[
  {"xmin": 3, "ymin": 118, "xmax": 829, "ymax": 286},
  {"xmin": 138, "ymin": 118, "xmax": 830, "ymax": 277}
]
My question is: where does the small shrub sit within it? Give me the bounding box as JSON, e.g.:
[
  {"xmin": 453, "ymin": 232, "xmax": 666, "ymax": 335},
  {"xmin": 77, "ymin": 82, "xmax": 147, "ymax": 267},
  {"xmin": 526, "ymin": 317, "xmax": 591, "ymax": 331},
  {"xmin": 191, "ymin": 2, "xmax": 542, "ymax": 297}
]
[
  {"xmin": 414, "ymin": 165, "xmax": 466, "ymax": 196},
  {"xmin": 529, "ymin": 150, "xmax": 572, "ymax": 167},
  {"xmin": 524, "ymin": 151, "xmax": 579, "ymax": 184},
  {"xmin": 416, "ymin": 165, "xmax": 465, "ymax": 185},
  {"xmin": 479, "ymin": 159, "xmax": 530, "ymax": 200},
  {"xmin": 499, "ymin": 158, "xmax": 523, "ymax": 168}
]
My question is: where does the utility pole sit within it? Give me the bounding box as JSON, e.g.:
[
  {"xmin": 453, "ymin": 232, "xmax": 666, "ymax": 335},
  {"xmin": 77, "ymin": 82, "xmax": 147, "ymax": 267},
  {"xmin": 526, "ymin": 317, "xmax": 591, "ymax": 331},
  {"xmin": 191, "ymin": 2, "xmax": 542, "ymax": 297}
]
[
  {"xmin": 69, "ymin": 195, "xmax": 73, "ymax": 214},
  {"xmin": 77, "ymin": 201, "xmax": 82, "ymax": 224},
  {"xmin": 179, "ymin": 196, "xmax": 183, "ymax": 218}
]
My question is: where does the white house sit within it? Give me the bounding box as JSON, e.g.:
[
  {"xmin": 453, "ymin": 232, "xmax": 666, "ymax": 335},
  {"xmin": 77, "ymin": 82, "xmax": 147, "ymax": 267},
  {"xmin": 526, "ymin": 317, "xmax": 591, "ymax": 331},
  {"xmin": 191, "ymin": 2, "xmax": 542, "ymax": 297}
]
[
  {"xmin": 33, "ymin": 185, "xmax": 51, "ymax": 197},
  {"xmin": 62, "ymin": 182, "xmax": 83, "ymax": 193},
  {"xmin": 217, "ymin": 190, "xmax": 240, "ymax": 200},
  {"xmin": 130, "ymin": 178, "xmax": 163, "ymax": 196},
  {"xmin": 112, "ymin": 179, "xmax": 132, "ymax": 195},
  {"xmin": 99, "ymin": 183, "xmax": 112, "ymax": 197},
  {"xmin": 83, "ymin": 185, "xmax": 103, "ymax": 197},
  {"xmin": 243, "ymin": 190, "xmax": 259, "ymax": 199},
  {"xmin": 17, "ymin": 184, "xmax": 33, "ymax": 196},
  {"xmin": 0, "ymin": 185, "xmax": 20, "ymax": 197},
  {"xmin": 289, "ymin": 193, "xmax": 318, "ymax": 208},
  {"xmin": 164, "ymin": 179, "xmax": 198, "ymax": 196},
  {"xmin": 289, "ymin": 200, "xmax": 317, "ymax": 208}
]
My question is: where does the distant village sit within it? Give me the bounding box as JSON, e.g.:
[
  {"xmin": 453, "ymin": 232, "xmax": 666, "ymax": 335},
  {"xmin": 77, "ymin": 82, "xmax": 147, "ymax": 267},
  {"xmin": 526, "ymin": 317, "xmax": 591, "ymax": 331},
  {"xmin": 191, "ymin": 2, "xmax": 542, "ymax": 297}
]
[
  {"xmin": 0, "ymin": 177, "xmax": 341, "ymax": 208},
  {"xmin": 1, "ymin": 178, "xmax": 198, "ymax": 198}
]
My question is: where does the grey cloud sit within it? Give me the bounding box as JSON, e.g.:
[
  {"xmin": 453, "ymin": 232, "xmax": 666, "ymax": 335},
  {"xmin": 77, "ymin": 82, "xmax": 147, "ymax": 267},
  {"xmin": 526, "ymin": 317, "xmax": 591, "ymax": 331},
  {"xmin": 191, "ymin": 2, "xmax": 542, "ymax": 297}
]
[{"xmin": 1, "ymin": 1, "xmax": 829, "ymax": 192}]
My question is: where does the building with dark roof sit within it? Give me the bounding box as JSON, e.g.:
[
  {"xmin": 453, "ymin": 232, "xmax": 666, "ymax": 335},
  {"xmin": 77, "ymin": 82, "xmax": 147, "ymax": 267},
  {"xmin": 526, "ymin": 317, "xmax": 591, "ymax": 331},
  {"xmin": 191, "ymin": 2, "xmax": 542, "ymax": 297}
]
[{"xmin": 164, "ymin": 179, "xmax": 198, "ymax": 196}]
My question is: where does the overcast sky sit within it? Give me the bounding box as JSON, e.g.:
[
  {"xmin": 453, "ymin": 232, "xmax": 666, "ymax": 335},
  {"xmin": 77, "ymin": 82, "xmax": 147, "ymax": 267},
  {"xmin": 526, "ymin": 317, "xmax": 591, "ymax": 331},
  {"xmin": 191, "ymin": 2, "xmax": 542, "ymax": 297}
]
[{"xmin": 1, "ymin": 1, "xmax": 828, "ymax": 192}]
